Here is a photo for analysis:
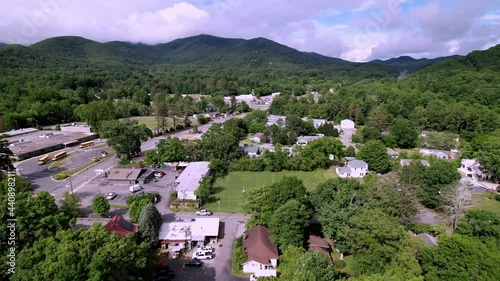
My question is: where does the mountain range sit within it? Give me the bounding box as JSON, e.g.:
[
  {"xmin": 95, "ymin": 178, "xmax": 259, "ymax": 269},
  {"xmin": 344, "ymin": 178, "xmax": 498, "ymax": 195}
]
[{"xmin": 0, "ymin": 34, "xmax": 498, "ymax": 74}]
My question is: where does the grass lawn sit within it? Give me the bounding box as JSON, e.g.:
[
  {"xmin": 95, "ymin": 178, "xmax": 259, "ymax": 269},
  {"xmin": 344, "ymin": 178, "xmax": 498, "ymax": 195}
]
[
  {"xmin": 472, "ymin": 193, "xmax": 500, "ymax": 214},
  {"xmin": 203, "ymin": 168, "xmax": 337, "ymax": 213}
]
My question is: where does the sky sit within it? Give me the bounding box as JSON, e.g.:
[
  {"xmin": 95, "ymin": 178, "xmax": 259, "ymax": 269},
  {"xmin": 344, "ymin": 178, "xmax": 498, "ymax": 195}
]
[{"xmin": 0, "ymin": 0, "xmax": 499, "ymax": 62}]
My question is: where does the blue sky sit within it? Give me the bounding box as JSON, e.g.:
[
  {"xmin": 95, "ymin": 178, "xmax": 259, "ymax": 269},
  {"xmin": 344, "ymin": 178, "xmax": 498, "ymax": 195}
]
[{"xmin": 0, "ymin": 0, "xmax": 499, "ymax": 61}]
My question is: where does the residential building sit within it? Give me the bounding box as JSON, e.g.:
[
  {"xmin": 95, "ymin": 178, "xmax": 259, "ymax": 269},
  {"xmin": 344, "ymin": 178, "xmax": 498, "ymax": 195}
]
[
  {"xmin": 241, "ymin": 145, "xmax": 260, "ymax": 158},
  {"xmin": 266, "ymin": 115, "xmax": 328, "ymax": 129},
  {"xmin": 175, "ymin": 161, "xmax": 211, "ymax": 200},
  {"xmin": 242, "ymin": 225, "xmax": 279, "ymax": 278},
  {"xmin": 307, "ymin": 235, "xmax": 329, "ymax": 255},
  {"xmin": 387, "ymin": 148, "xmax": 399, "ymax": 159},
  {"xmin": 250, "ymin": 133, "xmax": 267, "ymax": 143},
  {"xmin": 336, "ymin": 159, "xmax": 369, "ymax": 178},
  {"xmin": 105, "ymin": 215, "xmax": 136, "ymax": 237},
  {"xmin": 400, "ymin": 159, "xmax": 430, "ymax": 167},
  {"xmin": 340, "ymin": 119, "xmax": 355, "ymax": 130},
  {"xmin": 458, "ymin": 159, "xmax": 492, "ymax": 182},
  {"xmin": 158, "ymin": 218, "xmax": 220, "ymax": 249},
  {"xmin": 296, "ymin": 134, "xmax": 324, "ymax": 146},
  {"xmin": 419, "ymin": 149, "xmax": 456, "ymax": 159}
]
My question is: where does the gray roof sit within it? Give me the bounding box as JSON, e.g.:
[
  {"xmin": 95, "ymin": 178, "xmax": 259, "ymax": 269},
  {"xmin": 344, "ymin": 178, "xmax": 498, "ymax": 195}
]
[
  {"xmin": 175, "ymin": 162, "xmax": 210, "ymax": 192},
  {"xmin": 251, "ymin": 133, "xmax": 264, "ymax": 138},
  {"xmin": 416, "ymin": 233, "xmax": 438, "ymax": 247},
  {"xmin": 338, "ymin": 167, "xmax": 352, "ymax": 174},
  {"xmin": 244, "ymin": 145, "xmax": 259, "ymax": 153},
  {"xmin": 348, "ymin": 160, "xmax": 368, "ymax": 169},
  {"xmin": 2, "ymin": 128, "xmax": 38, "ymax": 137}
]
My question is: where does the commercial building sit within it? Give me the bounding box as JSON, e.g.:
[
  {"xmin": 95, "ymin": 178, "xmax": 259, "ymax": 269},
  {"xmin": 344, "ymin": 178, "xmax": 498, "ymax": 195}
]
[
  {"xmin": 5, "ymin": 129, "xmax": 98, "ymax": 160},
  {"xmin": 175, "ymin": 161, "xmax": 211, "ymax": 200},
  {"xmin": 106, "ymin": 167, "xmax": 154, "ymax": 185},
  {"xmin": 158, "ymin": 218, "xmax": 220, "ymax": 249}
]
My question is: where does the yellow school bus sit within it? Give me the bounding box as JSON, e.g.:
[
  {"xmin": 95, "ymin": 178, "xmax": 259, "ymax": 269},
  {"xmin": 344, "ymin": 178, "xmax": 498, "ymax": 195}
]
[
  {"xmin": 52, "ymin": 151, "xmax": 67, "ymax": 161},
  {"xmin": 79, "ymin": 140, "xmax": 94, "ymax": 148},
  {"xmin": 37, "ymin": 154, "xmax": 51, "ymax": 165}
]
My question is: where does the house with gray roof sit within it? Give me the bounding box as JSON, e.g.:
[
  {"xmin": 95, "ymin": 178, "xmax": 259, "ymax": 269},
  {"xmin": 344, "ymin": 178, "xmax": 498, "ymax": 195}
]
[
  {"xmin": 416, "ymin": 233, "xmax": 438, "ymax": 247},
  {"xmin": 336, "ymin": 159, "xmax": 369, "ymax": 178}
]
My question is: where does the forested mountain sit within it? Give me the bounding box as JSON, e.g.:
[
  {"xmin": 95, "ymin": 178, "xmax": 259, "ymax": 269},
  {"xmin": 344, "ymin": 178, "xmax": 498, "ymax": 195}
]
[
  {"xmin": 0, "ymin": 34, "xmax": 498, "ymax": 132},
  {"xmin": 370, "ymin": 55, "xmax": 457, "ymax": 72},
  {"xmin": 0, "ymin": 43, "xmax": 6, "ymax": 48}
]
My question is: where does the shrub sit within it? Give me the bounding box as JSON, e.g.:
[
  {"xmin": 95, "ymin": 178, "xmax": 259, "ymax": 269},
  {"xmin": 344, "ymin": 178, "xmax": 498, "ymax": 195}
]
[
  {"xmin": 334, "ymin": 260, "xmax": 346, "ymax": 269},
  {"xmin": 53, "ymin": 171, "xmax": 70, "ymax": 180},
  {"xmin": 55, "ymin": 124, "xmax": 61, "ymax": 131},
  {"xmin": 495, "ymin": 194, "xmax": 500, "ymax": 202},
  {"xmin": 232, "ymin": 236, "xmax": 247, "ymax": 273},
  {"xmin": 170, "ymin": 192, "xmax": 177, "ymax": 201}
]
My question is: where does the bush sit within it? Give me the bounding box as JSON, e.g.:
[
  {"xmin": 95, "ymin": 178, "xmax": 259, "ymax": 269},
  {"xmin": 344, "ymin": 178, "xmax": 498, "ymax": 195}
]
[
  {"xmin": 55, "ymin": 124, "xmax": 61, "ymax": 131},
  {"xmin": 92, "ymin": 195, "xmax": 110, "ymax": 216},
  {"xmin": 232, "ymin": 236, "xmax": 247, "ymax": 273},
  {"xmin": 495, "ymin": 194, "xmax": 500, "ymax": 202},
  {"xmin": 170, "ymin": 192, "xmax": 177, "ymax": 201},
  {"xmin": 53, "ymin": 171, "xmax": 70, "ymax": 180},
  {"xmin": 197, "ymin": 115, "xmax": 208, "ymax": 125},
  {"xmin": 126, "ymin": 192, "xmax": 159, "ymax": 205},
  {"xmin": 334, "ymin": 260, "xmax": 346, "ymax": 269}
]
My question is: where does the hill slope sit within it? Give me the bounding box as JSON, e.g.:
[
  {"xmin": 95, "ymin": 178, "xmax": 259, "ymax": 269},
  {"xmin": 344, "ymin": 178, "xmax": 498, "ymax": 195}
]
[{"xmin": 370, "ymin": 55, "xmax": 457, "ymax": 72}]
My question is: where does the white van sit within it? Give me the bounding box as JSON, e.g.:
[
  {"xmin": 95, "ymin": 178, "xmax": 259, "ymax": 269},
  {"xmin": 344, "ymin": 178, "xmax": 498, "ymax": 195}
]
[{"xmin": 129, "ymin": 184, "xmax": 143, "ymax": 193}]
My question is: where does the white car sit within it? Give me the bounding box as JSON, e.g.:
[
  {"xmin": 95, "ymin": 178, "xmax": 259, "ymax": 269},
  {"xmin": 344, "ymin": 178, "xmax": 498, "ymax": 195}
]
[
  {"xmin": 198, "ymin": 246, "xmax": 214, "ymax": 253},
  {"xmin": 196, "ymin": 209, "xmax": 212, "ymax": 216},
  {"xmin": 194, "ymin": 251, "xmax": 213, "ymax": 260}
]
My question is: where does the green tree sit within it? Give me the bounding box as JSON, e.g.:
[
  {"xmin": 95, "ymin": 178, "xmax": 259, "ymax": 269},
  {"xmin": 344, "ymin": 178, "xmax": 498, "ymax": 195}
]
[
  {"xmin": 0, "ymin": 139, "xmax": 14, "ymax": 174},
  {"xmin": 60, "ymin": 192, "xmax": 81, "ymax": 218},
  {"xmin": 420, "ymin": 234, "xmax": 500, "ymax": 281},
  {"xmin": 312, "ymin": 178, "xmax": 368, "ymax": 240},
  {"xmin": 269, "ymin": 199, "xmax": 311, "ymax": 248},
  {"xmin": 420, "ymin": 160, "xmax": 461, "ymax": 208},
  {"xmin": 358, "ymin": 140, "xmax": 390, "ymax": 173},
  {"xmin": 138, "ymin": 204, "xmax": 162, "ymax": 248},
  {"xmin": 194, "ymin": 176, "xmax": 216, "ymax": 205},
  {"xmin": 456, "ymin": 209, "xmax": 500, "ymax": 243},
  {"xmin": 438, "ymin": 181, "xmax": 472, "ymax": 229},
  {"xmin": 92, "ymin": 195, "xmax": 110, "ymax": 216},
  {"xmin": 345, "ymin": 146, "xmax": 356, "ymax": 157},
  {"xmin": 99, "ymin": 119, "xmax": 152, "ymax": 160},
  {"xmin": 361, "ymin": 126, "xmax": 382, "ymax": 142},
  {"xmin": 317, "ymin": 123, "xmax": 339, "ymax": 137},
  {"xmin": 298, "ymin": 137, "xmax": 345, "ymax": 171},
  {"xmin": 157, "ymin": 138, "xmax": 186, "ymax": 162},
  {"xmin": 390, "ymin": 118, "xmax": 418, "ymax": 148},
  {"xmin": 367, "ymin": 104, "xmax": 391, "ymax": 132},
  {"xmin": 129, "ymin": 197, "xmax": 153, "ymax": 223},
  {"xmin": 278, "ymin": 246, "xmax": 338, "ymax": 281},
  {"xmin": 74, "ymin": 100, "xmax": 117, "ymax": 131}
]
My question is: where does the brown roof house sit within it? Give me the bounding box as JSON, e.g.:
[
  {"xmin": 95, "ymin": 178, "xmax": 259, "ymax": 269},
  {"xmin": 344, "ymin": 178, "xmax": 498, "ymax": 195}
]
[
  {"xmin": 242, "ymin": 225, "xmax": 279, "ymax": 279},
  {"xmin": 105, "ymin": 215, "xmax": 136, "ymax": 237},
  {"xmin": 307, "ymin": 235, "xmax": 330, "ymax": 255}
]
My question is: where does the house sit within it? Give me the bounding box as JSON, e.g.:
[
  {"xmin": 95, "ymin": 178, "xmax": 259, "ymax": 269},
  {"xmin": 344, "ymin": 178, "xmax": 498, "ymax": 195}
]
[
  {"xmin": 336, "ymin": 159, "xmax": 369, "ymax": 178},
  {"xmin": 158, "ymin": 218, "xmax": 220, "ymax": 249},
  {"xmin": 105, "ymin": 215, "xmax": 136, "ymax": 237},
  {"xmin": 307, "ymin": 235, "xmax": 330, "ymax": 255},
  {"xmin": 416, "ymin": 233, "xmax": 438, "ymax": 247},
  {"xmin": 400, "ymin": 159, "xmax": 430, "ymax": 167},
  {"xmin": 340, "ymin": 119, "xmax": 355, "ymax": 130},
  {"xmin": 420, "ymin": 131, "xmax": 430, "ymax": 137},
  {"xmin": 175, "ymin": 162, "xmax": 211, "ymax": 200},
  {"xmin": 458, "ymin": 159, "xmax": 493, "ymax": 182},
  {"xmin": 106, "ymin": 167, "xmax": 144, "ymax": 185},
  {"xmin": 460, "ymin": 177, "xmax": 488, "ymax": 194},
  {"xmin": 296, "ymin": 134, "xmax": 324, "ymax": 146},
  {"xmin": 250, "ymin": 133, "xmax": 267, "ymax": 143},
  {"xmin": 419, "ymin": 149, "xmax": 456, "ymax": 159},
  {"xmin": 387, "ymin": 148, "xmax": 399, "ymax": 159},
  {"xmin": 241, "ymin": 145, "xmax": 260, "ymax": 158},
  {"xmin": 266, "ymin": 115, "xmax": 328, "ymax": 129},
  {"xmin": 242, "ymin": 225, "xmax": 279, "ymax": 278}
]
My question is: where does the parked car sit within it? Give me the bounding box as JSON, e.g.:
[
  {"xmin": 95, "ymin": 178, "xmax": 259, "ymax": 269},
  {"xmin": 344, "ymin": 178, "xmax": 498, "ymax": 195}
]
[
  {"xmin": 194, "ymin": 251, "xmax": 213, "ymax": 260},
  {"xmin": 155, "ymin": 262, "xmax": 170, "ymax": 270},
  {"xmin": 184, "ymin": 258, "xmax": 203, "ymax": 267},
  {"xmin": 129, "ymin": 185, "xmax": 143, "ymax": 193},
  {"xmin": 198, "ymin": 246, "xmax": 214, "ymax": 253},
  {"xmin": 196, "ymin": 209, "xmax": 212, "ymax": 216},
  {"xmin": 153, "ymin": 269, "xmax": 175, "ymax": 278},
  {"xmin": 174, "ymin": 217, "xmax": 183, "ymax": 222},
  {"xmin": 105, "ymin": 192, "xmax": 116, "ymax": 200},
  {"xmin": 155, "ymin": 171, "xmax": 165, "ymax": 178}
]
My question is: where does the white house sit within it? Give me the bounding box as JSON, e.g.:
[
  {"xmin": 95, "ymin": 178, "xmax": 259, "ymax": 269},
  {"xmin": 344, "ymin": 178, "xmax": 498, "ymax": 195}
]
[
  {"xmin": 336, "ymin": 160, "xmax": 369, "ymax": 178},
  {"xmin": 458, "ymin": 159, "xmax": 492, "ymax": 182},
  {"xmin": 250, "ymin": 133, "xmax": 266, "ymax": 143},
  {"xmin": 242, "ymin": 225, "xmax": 278, "ymax": 279},
  {"xmin": 340, "ymin": 119, "xmax": 355, "ymax": 130},
  {"xmin": 175, "ymin": 162, "xmax": 211, "ymax": 200},
  {"xmin": 296, "ymin": 134, "xmax": 324, "ymax": 146}
]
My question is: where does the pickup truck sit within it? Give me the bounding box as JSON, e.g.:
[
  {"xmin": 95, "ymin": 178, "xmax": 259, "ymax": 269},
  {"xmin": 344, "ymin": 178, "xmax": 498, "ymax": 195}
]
[{"xmin": 196, "ymin": 209, "xmax": 212, "ymax": 216}]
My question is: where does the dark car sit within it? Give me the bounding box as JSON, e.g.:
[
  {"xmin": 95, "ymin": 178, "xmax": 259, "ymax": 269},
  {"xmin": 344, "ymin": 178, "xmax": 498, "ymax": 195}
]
[
  {"xmin": 153, "ymin": 269, "xmax": 175, "ymax": 279},
  {"xmin": 184, "ymin": 258, "xmax": 203, "ymax": 267}
]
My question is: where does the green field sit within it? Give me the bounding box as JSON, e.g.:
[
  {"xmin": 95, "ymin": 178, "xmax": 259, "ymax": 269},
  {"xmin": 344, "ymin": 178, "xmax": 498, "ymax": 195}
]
[
  {"xmin": 203, "ymin": 168, "xmax": 337, "ymax": 213},
  {"xmin": 472, "ymin": 193, "xmax": 500, "ymax": 214}
]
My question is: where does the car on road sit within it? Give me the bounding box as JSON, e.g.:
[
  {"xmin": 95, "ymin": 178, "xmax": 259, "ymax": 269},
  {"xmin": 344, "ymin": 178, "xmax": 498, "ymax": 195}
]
[
  {"xmin": 196, "ymin": 209, "xmax": 212, "ymax": 216},
  {"xmin": 194, "ymin": 251, "xmax": 213, "ymax": 260},
  {"xmin": 184, "ymin": 258, "xmax": 204, "ymax": 267},
  {"xmin": 129, "ymin": 185, "xmax": 143, "ymax": 193},
  {"xmin": 105, "ymin": 192, "xmax": 116, "ymax": 200},
  {"xmin": 174, "ymin": 217, "xmax": 183, "ymax": 222}
]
